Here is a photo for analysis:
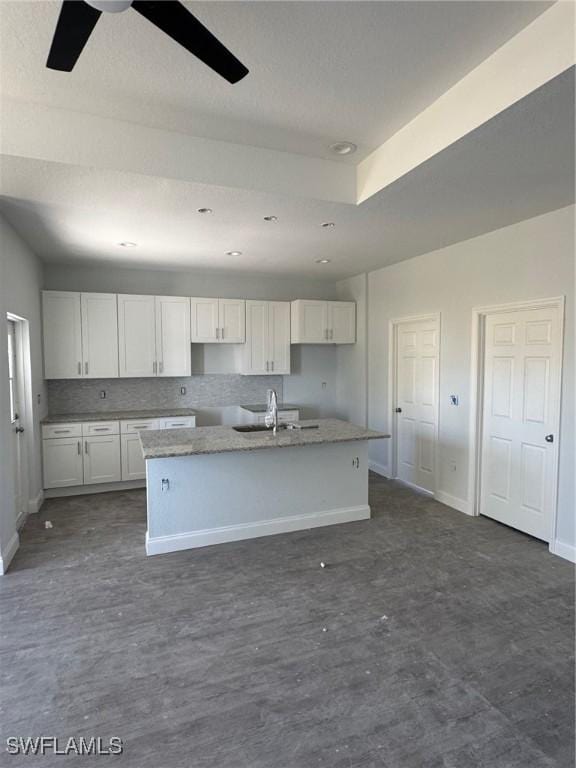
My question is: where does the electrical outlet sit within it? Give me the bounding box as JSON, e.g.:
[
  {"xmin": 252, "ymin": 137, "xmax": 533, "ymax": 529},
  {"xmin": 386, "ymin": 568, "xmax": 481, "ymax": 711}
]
[
  {"xmin": 321, "ymin": 381, "xmax": 327, "ymax": 390},
  {"xmin": 180, "ymin": 387, "xmax": 187, "ymax": 395},
  {"xmin": 99, "ymin": 390, "xmax": 106, "ymax": 399},
  {"xmin": 449, "ymin": 461, "xmax": 457, "ymax": 473},
  {"xmin": 37, "ymin": 393, "xmax": 41, "ymax": 404}
]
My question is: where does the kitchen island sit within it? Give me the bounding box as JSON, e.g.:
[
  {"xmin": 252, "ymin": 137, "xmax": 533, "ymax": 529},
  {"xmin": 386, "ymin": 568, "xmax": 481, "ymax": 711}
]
[{"xmin": 140, "ymin": 419, "xmax": 388, "ymax": 555}]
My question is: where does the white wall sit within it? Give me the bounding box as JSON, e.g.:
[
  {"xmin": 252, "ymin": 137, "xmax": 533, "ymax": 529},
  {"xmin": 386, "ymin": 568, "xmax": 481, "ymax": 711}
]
[
  {"xmin": 365, "ymin": 205, "xmax": 575, "ymax": 553},
  {"xmin": 335, "ymin": 273, "xmax": 368, "ymax": 427},
  {"xmin": 0, "ymin": 213, "xmax": 46, "ymax": 572}
]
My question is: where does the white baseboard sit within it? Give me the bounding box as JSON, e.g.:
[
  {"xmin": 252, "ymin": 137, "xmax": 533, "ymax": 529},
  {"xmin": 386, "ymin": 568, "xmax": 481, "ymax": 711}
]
[
  {"xmin": 45, "ymin": 480, "xmax": 146, "ymax": 498},
  {"xmin": 434, "ymin": 490, "xmax": 473, "ymax": 516},
  {"xmin": 369, "ymin": 461, "xmax": 390, "ymax": 478},
  {"xmin": 550, "ymin": 539, "xmax": 576, "ymax": 563},
  {"xmin": 28, "ymin": 490, "xmax": 45, "ymax": 514},
  {"xmin": 146, "ymin": 504, "xmax": 371, "ymax": 556},
  {"xmin": 0, "ymin": 532, "xmax": 20, "ymax": 575}
]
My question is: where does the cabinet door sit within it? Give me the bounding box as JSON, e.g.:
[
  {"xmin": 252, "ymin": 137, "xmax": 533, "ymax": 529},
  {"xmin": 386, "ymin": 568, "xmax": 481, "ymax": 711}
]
[
  {"xmin": 219, "ymin": 299, "xmax": 245, "ymax": 343},
  {"xmin": 42, "ymin": 291, "xmax": 83, "ymax": 379},
  {"xmin": 118, "ymin": 295, "xmax": 157, "ymax": 377},
  {"xmin": 329, "ymin": 302, "xmax": 356, "ymax": 343},
  {"xmin": 121, "ymin": 434, "xmax": 147, "ymax": 481},
  {"xmin": 43, "ymin": 437, "xmax": 83, "ymax": 489},
  {"xmin": 190, "ymin": 298, "xmax": 219, "ymax": 343},
  {"xmin": 243, "ymin": 301, "xmax": 269, "ymax": 374},
  {"xmin": 269, "ymin": 301, "xmax": 291, "ymax": 374},
  {"xmin": 83, "ymin": 435, "xmax": 121, "ymax": 485},
  {"xmin": 291, "ymin": 300, "xmax": 328, "ymax": 343},
  {"xmin": 80, "ymin": 293, "xmax": 119, "ymax": 378},
  {"xmin": 155, "ymin": 296, "xmax": 191, "ymax": 376}
]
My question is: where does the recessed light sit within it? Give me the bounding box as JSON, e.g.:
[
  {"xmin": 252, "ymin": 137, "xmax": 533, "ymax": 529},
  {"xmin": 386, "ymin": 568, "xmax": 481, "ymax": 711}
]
[
  {"xmin": 197, "ymin": 207, "xmax": 213, "ymax": 214},
  {"xmin": 315, "ymin": 258, "xmax": 331, "ymax": 264},
  {"xmin": 118, "ymin": 241, "xmax": 137, "ymax": 247},
  {"xmin": 263, "ymin": 215, "xmax": 278, "ymax": 222},
  {"xmin": 329, "ymin": 141, "xmax": 357, "ymax": 156},
  {"xmin": 226, "ymin": 250, "xmax": 242, "ymax": 256},
  {"xmin": 321, "ymin": 222, "xmax": 335, "ymax": 228}
]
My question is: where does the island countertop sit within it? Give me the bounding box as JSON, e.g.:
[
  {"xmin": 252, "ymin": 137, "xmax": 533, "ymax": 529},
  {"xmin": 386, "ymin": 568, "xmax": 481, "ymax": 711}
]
[{"xmin": 140, "ymin": 418, "xmax": 389, "ymax": 460}]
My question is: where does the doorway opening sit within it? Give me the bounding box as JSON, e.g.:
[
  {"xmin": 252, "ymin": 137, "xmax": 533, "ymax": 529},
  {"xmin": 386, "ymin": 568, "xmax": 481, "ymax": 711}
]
[
  {"xmin": 6, "ymin": 314, "xmax": 32, "ymax": 529},
  {"xmin": 468, "ymin": 297, "xmax": 565, "ymax": 549}
]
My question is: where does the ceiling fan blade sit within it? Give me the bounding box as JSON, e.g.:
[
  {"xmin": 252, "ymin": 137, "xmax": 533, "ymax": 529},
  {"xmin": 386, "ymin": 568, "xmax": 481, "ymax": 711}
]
[
  {"xmin": 131, "ymin": 0, "xmax": 248, "ymax": 84},
  {"xmin": 47, "ymin": 0, "xmax": 102, "ymax": 71}
]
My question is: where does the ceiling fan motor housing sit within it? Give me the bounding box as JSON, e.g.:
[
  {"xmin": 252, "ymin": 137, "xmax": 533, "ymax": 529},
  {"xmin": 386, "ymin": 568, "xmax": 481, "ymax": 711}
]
[{"xmin": 85, "ymin": 0, "xmax": 133, "ymax": 13}]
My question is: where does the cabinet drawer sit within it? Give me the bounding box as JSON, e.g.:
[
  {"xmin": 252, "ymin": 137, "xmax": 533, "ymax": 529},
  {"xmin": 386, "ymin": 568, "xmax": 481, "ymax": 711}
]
[
  {"xmin": 82, "ymin": 421, "xmax": 120, "ymax": 436},
  {"xmin": 158, "ymin": 417, "xmax": 196, "ymax": 429},
  {"xmin": 42, "ymin": 423, "xmax": 82, "ymax": 439},
  {"xmin": 121, "ymin": 419, "xmax": 159, "ymax": 434}
]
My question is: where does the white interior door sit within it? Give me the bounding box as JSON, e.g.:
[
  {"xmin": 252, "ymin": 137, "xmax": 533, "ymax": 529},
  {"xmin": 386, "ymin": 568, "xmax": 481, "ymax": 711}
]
[
  {"xmin": 155, "ymin": 296, "xmax": 191, "ymax": 376},
  {"xmin": 190, "ymin": 298, "xmax": 219, "ymax": 343},
  {"xmin": 80, "ymin": 293, "xmax": 119, "ymax": 378},
  {"xmin": 269, "ymin": 301, "xmax": 291, "ymax": 374},
  {"xmin": 480, "ymin": 307, "xmax": 562, "ymax": 541},
  {"xmin": 394, "ymin": 317, "xmax": 439, "ymax": 493},
  {"xmin": 118, "ymin": 294, "xmax": 156, "ymax": 377},
  {"xmin": 219, "ymin": 299, "xmax": 245, "ymax": 343}
]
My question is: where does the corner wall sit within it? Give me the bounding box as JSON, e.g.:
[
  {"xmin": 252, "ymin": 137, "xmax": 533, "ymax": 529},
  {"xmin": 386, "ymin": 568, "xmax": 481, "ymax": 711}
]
[
  {"xmin": 0, "ymin": 214, "xmax": 46, "ymax": 572},
  {"xmin": 365, "ymin": 205, "xmax": 575, "ymax": 555}
]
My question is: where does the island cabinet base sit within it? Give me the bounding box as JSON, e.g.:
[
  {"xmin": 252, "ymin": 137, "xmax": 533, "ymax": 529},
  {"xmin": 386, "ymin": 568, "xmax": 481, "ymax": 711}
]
[{"xmin": 145, "ymin": 441, "xmax": 370, "ymax": 555}]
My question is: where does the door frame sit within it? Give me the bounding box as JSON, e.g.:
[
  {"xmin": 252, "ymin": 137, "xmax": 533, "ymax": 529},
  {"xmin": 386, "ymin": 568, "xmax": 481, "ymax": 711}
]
[
  {"xmin": 7, "ymin": 313, "xmax": 33, "ymax": 528},
  {"xmin": 387, "ymin": 312, "xmax": 441, "ymax": 492},
  {"xmin": 467, "ymin": 296, "xmax": 565, "ymax": 549}
]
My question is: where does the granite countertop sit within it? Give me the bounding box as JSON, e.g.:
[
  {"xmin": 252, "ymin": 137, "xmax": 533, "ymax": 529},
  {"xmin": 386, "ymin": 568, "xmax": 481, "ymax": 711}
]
[
  {"xmin": 41, "ymin": 408, "xmax": 197, "ymax": 424},
  {"xmin": 140, "ymin": 418, "xmax": 389, "ymax": 460},
  {"xmin": 240, "ymin": 403, "xmax": 301, "ymax": 413}
]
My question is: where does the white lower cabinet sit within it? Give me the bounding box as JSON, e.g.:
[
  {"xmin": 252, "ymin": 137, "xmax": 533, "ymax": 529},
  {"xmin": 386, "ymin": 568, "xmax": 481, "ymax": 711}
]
[
  {"xmin": 43, "ymin": 437, "xmax": 84, "ymax": 489},
  {"xmin": 43, "ymin": 416, "xmax": 196, "ymax": 490},
  {"xmin": 83, "ymin": 435, "xmax": 121, "ymax": 485}
]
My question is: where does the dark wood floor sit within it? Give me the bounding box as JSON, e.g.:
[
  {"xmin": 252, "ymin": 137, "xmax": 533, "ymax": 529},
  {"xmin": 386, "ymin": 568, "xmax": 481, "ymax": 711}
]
[{"xmin": 1, "ymin": 475, "xmax": 574, "ymax": 767}]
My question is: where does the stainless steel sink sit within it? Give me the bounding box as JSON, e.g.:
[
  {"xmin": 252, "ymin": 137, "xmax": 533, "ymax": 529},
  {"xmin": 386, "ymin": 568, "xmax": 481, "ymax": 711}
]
[{"xmin": 233, "ymin": 424, "xmax": 287, "ymax": 433}]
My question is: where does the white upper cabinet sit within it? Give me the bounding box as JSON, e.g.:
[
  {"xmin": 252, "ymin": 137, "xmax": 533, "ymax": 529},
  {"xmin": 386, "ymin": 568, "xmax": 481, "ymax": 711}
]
[
  {"xmin": 43, "ymin": 291, "xmax": 83, "ymax": 379},
  {"xmin": 328, "ymin": 302, "xmax": 356, "ymax": 343},
  {"xmin": 291, "ymin": 300, "xmax": 355, "ymax": 344},
  {"xmin": 155, "ymin": 296, "xmax": 191, "ymax": 377},
  {"xmin": 118, "ymin": 294, "xmax": 156, "ymax": 377},
  {"xmin": 269, "ymin": 301, "xmax": 291, "ymax": 373},
  {"xmin": 242, "ymin": 300, "xmax": 290, "ymax": 375},
  {"xmin": 80, "ymin": 293, "xmax": 119, "ymax": 378},
  {"xmin": 190, "ymin": 298, "xmax": 245, "ymax": 344},
  {"xmin": 190, "ymin": 298, "xmax": 219, "ymax": 343},
  {"xmin": 219, "ymin": 299, "xmax": 246, "ymax": 343}
]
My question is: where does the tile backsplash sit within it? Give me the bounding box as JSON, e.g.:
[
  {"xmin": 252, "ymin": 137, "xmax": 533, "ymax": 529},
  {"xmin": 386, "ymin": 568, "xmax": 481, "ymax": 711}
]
[{"xmin": 47, "ymin": 375, "xmax": 284, "ymax": 414}]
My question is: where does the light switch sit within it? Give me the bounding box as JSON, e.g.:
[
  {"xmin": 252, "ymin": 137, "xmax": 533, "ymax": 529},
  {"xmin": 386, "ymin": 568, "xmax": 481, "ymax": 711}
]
[{"xmin": 450, "ymin": 395, "xmax": 459, "ymax": 406}]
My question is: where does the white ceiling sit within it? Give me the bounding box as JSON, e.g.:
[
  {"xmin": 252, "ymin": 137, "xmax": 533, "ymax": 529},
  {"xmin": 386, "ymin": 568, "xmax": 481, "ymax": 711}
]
[
  {"xmin": 1, "ymin": 67, "xmax": 573, "ymax": 279},
  {"xmin": 0, "ymin": 1, "xmax": 573, "ymax": 279},
  {"xmin": 0, "ymin": 0, "xmax": 552, "ymax": 160}
]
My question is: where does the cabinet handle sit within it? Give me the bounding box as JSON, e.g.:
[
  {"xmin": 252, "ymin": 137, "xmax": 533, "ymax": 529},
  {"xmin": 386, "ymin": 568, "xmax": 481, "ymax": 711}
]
[
  {"xmin": 271, "ymin": 360, "xmax": 274, "ymax": 371},
  {"xmin": 153, "ymin": 361, "xmax": 157, "ymax": 375},
  {"xmin": 216, "ymin": 327, "xmax": 219, "ymax": 340},
  {"xmin": 266, "ymin": 361, "xmax": 269, "ymax": 372},
  {"xmin": 77, "ymin": 362, "xmax": 81, "ymax": 375},
  {"xmin": 77, "ymin": 441, "xmax": 81, "ymax": 455},
  {"xmin": 159, "ymin": 361, "xmax": 164, "ymax": 374},
  {"xmin": 330, "ymin": 329, "xmax": 334, "ymax": 340},
  {"xmin": 84, "ymin": 440, "xmax": 88, "ymax": 454},
  {"xmin": 85, "ymin": 361, "xmax": 89, "ymax": 375},
  {"xmin": 93, "ymin": 427, "xmax": 108, "ymax": 432},
  {"xmin": 221, "ymin": 327, "xmax": 225, "ymax": 340},
  {"xmin": 54, "ymin": 429, "xmax": 70, "ymax": 434}
]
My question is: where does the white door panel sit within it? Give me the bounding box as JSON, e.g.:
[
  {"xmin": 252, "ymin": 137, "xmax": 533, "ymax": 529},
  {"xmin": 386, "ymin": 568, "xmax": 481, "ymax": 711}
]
[
  {"xmin": 243, "ymin": 301, "xmax": 269, "ymax": 374},
  {"xmin": 121, "ymin": 434, "xmax": 147, "ymax": 480},
  {"xmin": 118, "ymin": 295, "xmax": 156, "ymax": 377},
  {"xmin": 395, "ymin": 318, "xmax": 439, "ymax": 493},
  {"xmin": 43, "ymin": 438, "xmax": 83, "ymax": 489},
  {"xmin": 80, "ymin": 293, "xmax": 119, "ymax": 378},
  {"xmin": 269, "ymin": 301, "xmax": 291, "ymax": 374},
  {"xmin": 329, "ymin": 302, "xmax": 356, "ymax": 343},
  {"xmin": 155, "ymin": 296, "xmax": 191, "ymax": 376},
  {"xmin": 219, "ymin": 299, "xmax": 245, "ymax": 343},
  {"xmin": 83, "ymin": 435, "xmax": 121, "ymax": 485},
  {"xmin": 480, "ymin": 307, "xmax": 561, "ymax": 541},
  {"xmin": 42, "ymin": 291, "xmax": 83, "ymax": 379}
]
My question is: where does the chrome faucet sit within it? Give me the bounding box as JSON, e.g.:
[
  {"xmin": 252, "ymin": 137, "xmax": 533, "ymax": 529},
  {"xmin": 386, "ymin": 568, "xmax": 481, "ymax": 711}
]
[{"xmin": 265, "ymin": 388, "xmax": 279, "ymax": 433}]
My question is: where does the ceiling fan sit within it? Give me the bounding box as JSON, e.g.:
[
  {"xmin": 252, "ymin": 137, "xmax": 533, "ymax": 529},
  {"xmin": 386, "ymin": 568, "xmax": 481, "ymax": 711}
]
[{"xmin": 46, "ymin": 0, "xmax": 249, "ymax": 84}]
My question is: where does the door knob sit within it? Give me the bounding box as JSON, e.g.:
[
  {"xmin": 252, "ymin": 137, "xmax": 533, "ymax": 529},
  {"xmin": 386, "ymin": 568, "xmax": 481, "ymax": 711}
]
[
  {"xmin": 395, "ymin": 408, "xmax": 402, "ymax": 413},
  {"xmin": 545, "ymin": 434, "xmax": 554, "ymax": 443},
  {"xmin": 14, "ymin": 426, "xmax": 24, "ymax": 434}
]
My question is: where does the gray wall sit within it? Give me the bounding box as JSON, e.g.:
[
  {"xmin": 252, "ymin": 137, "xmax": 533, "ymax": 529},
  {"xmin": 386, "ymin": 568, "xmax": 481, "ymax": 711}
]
[
  {"xmin": 0, "ymin": 213, "xmax": 46, "ymax": 569},
  {"xmin": 335, "ymin": 273, "xmax": 368, "ymax": 427},
  {"xmin": 364, "ymin": 205, "xmax": 575, "ymax": 552}
]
